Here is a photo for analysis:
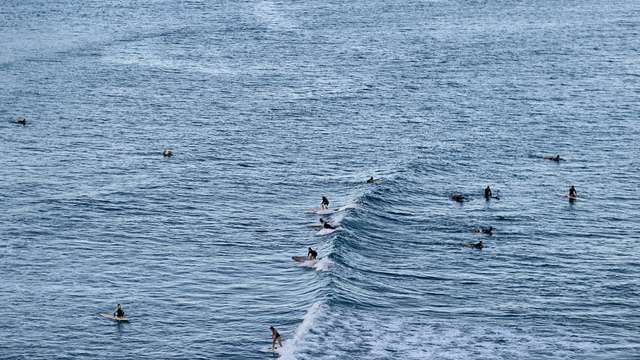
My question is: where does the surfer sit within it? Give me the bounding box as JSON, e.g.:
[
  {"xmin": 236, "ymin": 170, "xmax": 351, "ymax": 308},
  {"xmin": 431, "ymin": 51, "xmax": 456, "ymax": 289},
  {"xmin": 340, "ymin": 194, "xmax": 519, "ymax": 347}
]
[
  {"xmin": 307, "ymin": 247, "xmax": 318, "ymax": 260},
  {"xmin": 320, "ymin": 196, "xmax": 329, "ymax": 210},
  {"xmin": 569, "ymin": 185, "xmax": 577, "ymax": 198},
  {"xmin": 450, "ymin": 194, "xmax": 465, "ymax": 202},
  {"xmin": 484, "ymin": 185, "xmax": 492, "ymax": 200},
  {"xmin": 464, "ymin": 240, "xmax": 483, "ymax": 249},
  {"xmin": 15, "ymin": 116, "xmax": 26, "ymax": 125},
  {"xmin": 544, "ymin": 154, "xmax": 563, "ymax": 161},
  {"xmin": 367, "ymin": 176, "xmax": 375, "ymax": 183},
  {"xmin": 163, "ymin": 148, "xmax": 172, "ymax": 157},
  {"xmin": 113, "ymin": 304, "xmax": 125, "ymax": 318},
  {"xmin": 323, "ymin": 221, "xmax": 336, "ymax": 230},
  {"xmin": 270, "ymin": 326, "xmax": 283, "ymax": 350},
  {"xmin": 474, "ymin": 226, "xmax": 494, "ymax": 235}
]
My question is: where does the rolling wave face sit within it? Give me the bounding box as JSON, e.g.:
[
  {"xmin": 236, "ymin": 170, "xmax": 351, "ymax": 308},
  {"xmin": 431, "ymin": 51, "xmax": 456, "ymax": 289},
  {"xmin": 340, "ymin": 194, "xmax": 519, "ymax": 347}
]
[{"xmin": 285, "ymin": 172, "xmax": 639, "ymax": 359}]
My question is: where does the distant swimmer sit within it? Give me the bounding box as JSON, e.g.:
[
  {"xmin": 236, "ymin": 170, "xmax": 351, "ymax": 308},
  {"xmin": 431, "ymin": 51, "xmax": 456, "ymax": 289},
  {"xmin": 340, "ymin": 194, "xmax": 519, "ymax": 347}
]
[
  {"xmin": 450, "ymin": 194, "xmax": 465, "ymax": 202},
  {"xmin": 568, "ymin": 185, "xmax": 577, "ymax": 200},
  {"xmin": 484, "ymin": 185, "xmax": 492, "ymax": 200},
  {"xmin": 307, "ymin": 247, "xmax": 318, "ymax": 260},
  {"xmin": 464, "ymin": 240, "xmax": 483, "ymax": 249},
  {"xmin": 544, "ymin": 154, "xmax": 564, "ymax": 161},
  {"xmin": 320, "ymin": 196, "xmax": 330, "ymax": 210},
  {"xmin": 113, "ymin": 304, "xmax": 125, "ymax": 318},
  {"xmin": 270, "ymin": 326, "xmax": 283, "ymax": 350},
  {"xmin": 474, "ymin": 226, "xmax": 495, "ymax": 235},
  {"xmin": 163, "ymin": 148, "xmax": 172, "ymax": 157},
  {"xmin": 15, "ymin": 116, "xmax": 26, "ymax": 125}
]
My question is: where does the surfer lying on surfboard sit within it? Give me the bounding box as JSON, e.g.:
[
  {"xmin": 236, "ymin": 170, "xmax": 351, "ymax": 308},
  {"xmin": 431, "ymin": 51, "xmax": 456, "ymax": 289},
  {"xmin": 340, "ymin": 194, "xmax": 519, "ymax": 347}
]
[
  {"xmin": 270, "ymin": 326, "xmax": 283, "ymax": 350},
  {"xmin": 464, "ymin": 240, "xmax": 484, "ymax": 249},
  {"xmin": 321, "ymin": 219, "xmax": 336, "ymax": 230},
  {"xmin": 544, "ymin": 154, "xmax": 564, "ymax": 161},
  {"xmin": 474, "ymin": 226, "xmax": 495, "ymax": 235}
]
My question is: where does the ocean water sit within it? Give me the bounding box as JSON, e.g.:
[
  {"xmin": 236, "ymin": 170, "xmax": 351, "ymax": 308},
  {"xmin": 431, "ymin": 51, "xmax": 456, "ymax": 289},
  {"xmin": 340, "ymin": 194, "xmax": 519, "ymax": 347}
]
[{"xmin": 1, "ymin": 0, "xmax": 639, "ymax": 359}]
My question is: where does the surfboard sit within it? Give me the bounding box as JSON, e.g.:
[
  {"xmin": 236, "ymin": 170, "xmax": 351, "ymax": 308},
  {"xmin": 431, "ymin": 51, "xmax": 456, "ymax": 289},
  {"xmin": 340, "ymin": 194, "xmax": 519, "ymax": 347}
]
[
  {"xmin": 316, "ymin": 227, "xmax": 338, "ymax": 236},
  {"xmin": 307, "ymin": 223, "xmax": 323, "ymax": 228},
  {"xmin": 99, "ymin": 313, "xmax": 129, "ymax": 322},
  {"xmin": 292, "ymin": 256, "xmax": 308, "ymax": 262},
  {"xmin": 259, "ymin": 341, "xmax": 286, "ymax": 355}
]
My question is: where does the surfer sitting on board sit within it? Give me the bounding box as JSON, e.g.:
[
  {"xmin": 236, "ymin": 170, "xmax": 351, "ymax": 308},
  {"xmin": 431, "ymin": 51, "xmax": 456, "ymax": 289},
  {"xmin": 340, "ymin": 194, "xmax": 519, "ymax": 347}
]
[
  {"xmin": 569, "ymin": 185, "xmax": 577, "ymax": 198},
  {"xmin": 484, "ymin": 185, "xmax": 492, "ymax": 200},
  {"xmin": 307, "ymin": 247, "xmax": 318, "ymax": 260},
  {"xmin": 270, "ymin": 326, "xmax": 283, "ymax": 350},
  {"xmin": 113, "ymin": 304, "xmax": 125, "ymax": 318},
  {"xmin": 320, "ymin": 196, "xmax": 330, "ymax": 210}
]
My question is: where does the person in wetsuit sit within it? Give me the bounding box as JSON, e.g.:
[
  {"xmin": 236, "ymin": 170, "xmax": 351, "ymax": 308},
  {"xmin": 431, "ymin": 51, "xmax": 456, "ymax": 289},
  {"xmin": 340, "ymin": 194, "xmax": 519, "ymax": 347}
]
[
  {"xmin": 484, "ymin": 185, "xmax": 492, "ymax": 200},
  {"xmin": 320, "ymin": 196, "xmax": 329, "ymax": 210},
  {"xmin": 270, "ymin": 326, "xmax": 283, "ymax": 350},
  {"xmin": 367, "ymin": 176, "xmax": 375, "ymax": 183},
  {"xmin": 114, "ymin": 304, "xmax": 125, "ymax": 318},
  {"xmin": 569, "ymin": 185, "xmax": 577, "ymax": 198},
  {"xmin": 307, "ymin": 247, "xmax": 318, "ymax": 260},
  {"xmin": 323, "ymin": 221, "xmax": 336, "ymax": 230}
]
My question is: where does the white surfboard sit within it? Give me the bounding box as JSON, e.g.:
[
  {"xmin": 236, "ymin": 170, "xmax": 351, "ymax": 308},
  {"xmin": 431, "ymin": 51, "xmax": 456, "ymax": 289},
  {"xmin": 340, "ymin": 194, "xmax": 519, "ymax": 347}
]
[{"xmin": 99, "ymin": 313, "xmax": 129, "ymax": 322}]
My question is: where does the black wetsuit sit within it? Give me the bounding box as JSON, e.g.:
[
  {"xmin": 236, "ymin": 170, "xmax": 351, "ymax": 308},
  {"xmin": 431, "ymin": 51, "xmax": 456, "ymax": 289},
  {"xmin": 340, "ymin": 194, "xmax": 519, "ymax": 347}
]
[
  {"xmin": 323, "ymin": 222, "xmax": 335, "ymax": 229},
  {"xmin": 321, "ymin": 197, "xmax": 329, "ymax": 208},
  {"xmin": 484, "ymin": 187, "xmax": 492, "ymax": 199},
  {"xmin": 308, "ymin": 249, "xmax": 318, "ymax": 260},
  {"xmin": 115, "ymin": 307, "xmax": 124, "ymax": 317},
  {"xmin": 569, "ymin": 187, "xmax": 577, "ymax": 197}
]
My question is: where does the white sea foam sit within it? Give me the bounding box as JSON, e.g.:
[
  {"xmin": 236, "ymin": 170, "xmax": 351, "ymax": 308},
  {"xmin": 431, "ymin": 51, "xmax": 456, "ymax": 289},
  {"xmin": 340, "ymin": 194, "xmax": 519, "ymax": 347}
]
[
  {"xmin": 297, "ymin": 258, "xmax": 331, "ymax": 272},
  {"xmin": 293, "ymin": 308, "xmax": 606, "ymax": 359},
  {"xmin": 279, "ymin": 302, "xmax": 327, "ymax": 360}
]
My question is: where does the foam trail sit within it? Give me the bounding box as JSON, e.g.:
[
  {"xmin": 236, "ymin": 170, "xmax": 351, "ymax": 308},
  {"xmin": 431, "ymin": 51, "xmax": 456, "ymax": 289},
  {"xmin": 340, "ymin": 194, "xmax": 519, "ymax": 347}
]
[
  {"xmin": 279, "ymin": 302, "xmax": 326, "ymax": 360},
  {"xmin": 297, "ymin": 258, "xmax": 331, "ymax": 272}
]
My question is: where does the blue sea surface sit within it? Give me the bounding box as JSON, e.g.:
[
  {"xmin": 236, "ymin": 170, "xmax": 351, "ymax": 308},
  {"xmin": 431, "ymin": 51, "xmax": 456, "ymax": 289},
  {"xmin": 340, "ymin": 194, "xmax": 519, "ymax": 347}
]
[{"xmin": 1, "ymin": 0, "xmax": 639, "ymax": 359}]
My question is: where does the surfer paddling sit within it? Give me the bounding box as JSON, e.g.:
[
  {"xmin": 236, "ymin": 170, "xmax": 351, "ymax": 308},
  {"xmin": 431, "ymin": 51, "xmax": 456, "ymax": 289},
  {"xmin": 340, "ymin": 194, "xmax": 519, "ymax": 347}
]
[
  {"xmin": 544, "ymin": 154, "xmax": 564, "ymax": 161},
  {"xmin": 474, "ymin": 226, "xmax": 495, "ymax": 235},
  {"xmin": 113, "ymin": 304, "xmax": 125, "ymax": 318},
  {"xmin": 270, "ymin": 326, "xmax": 283, "ymax": 350},
  {"xmin": 464, "ymin": 240, "xmax": 484, "ymax": 249},
  {"xmin": 320, "ymin": 219, "xmax": 336, "ymax": 229}
]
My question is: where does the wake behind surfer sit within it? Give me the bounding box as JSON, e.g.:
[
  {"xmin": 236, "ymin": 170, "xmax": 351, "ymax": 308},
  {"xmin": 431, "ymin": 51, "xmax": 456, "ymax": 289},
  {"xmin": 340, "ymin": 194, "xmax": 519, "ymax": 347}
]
[
  {"xmin": 113, "ymin": 304, "xmax": 125, "ymax": 318},
  {"xmin": 320, "ymin": 196, "xmax": 329, "ymax": 210},
  {"xmin": 270, "ymin": 326, "xmax": 283, "ymax": 350},
  {"xmin": 307, "ymin": 247, "xmax": 318, "ymax": 260}
]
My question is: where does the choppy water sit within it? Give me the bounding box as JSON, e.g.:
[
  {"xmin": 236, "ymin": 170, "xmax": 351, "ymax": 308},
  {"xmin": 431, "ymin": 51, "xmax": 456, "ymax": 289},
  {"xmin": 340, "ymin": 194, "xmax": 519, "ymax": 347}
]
[{"xmin": 1, "ymin": 0, "xmax": 639, "ymax": 359}]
